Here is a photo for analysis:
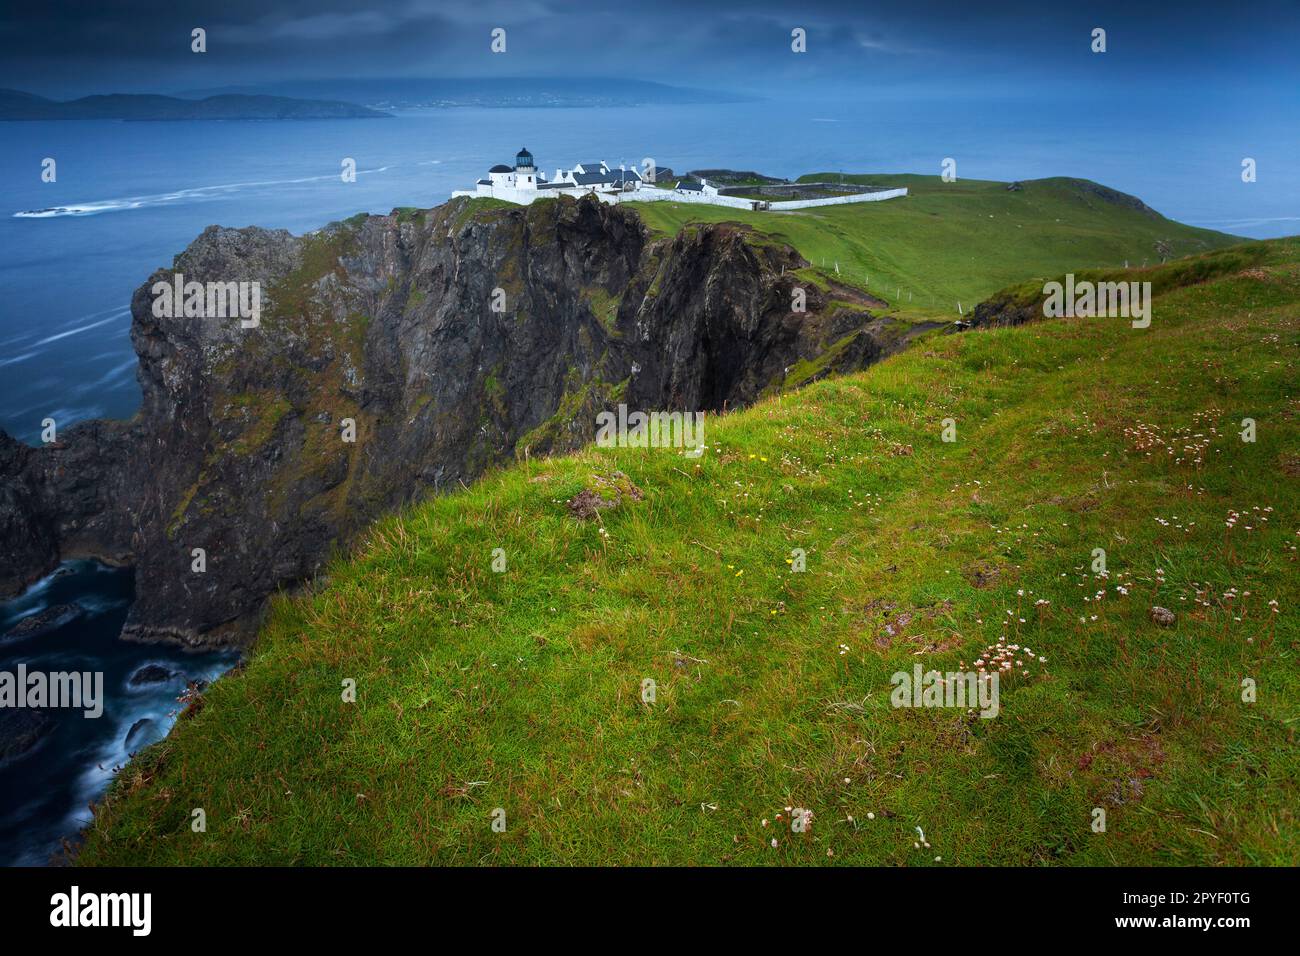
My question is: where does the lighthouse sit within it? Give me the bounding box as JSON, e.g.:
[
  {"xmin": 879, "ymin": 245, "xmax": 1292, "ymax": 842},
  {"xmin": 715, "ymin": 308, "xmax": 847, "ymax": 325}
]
[{"xmin": 514, "ymin": 147, "xmax": 536, "ymax": 189}]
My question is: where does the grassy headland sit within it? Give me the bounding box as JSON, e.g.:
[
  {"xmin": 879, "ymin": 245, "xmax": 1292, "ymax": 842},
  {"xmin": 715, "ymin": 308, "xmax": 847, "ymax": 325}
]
[
  {"xmin": 80, "ymin": 236, "xmax": 1299, "ymax": 865},
  {"xmin": 630, "ymin": 175, "xmax": 1240, "ymax": 320}
]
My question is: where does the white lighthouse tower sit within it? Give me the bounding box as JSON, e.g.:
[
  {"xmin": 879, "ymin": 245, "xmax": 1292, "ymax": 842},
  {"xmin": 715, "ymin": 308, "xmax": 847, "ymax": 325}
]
[{"xmin": 513, "ymin": 147, "xmax": 537, "ymax": 190}]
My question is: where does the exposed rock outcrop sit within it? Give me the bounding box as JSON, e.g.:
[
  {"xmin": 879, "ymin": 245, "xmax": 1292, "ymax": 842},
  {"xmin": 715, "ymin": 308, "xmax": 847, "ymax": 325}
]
[
  {"xmin": 966, "ymin": 289, "xmax": 1045, "ymax": 330},
  {"xmin": 127, "ymin": 664, "xmax": 179, "ymax": 688},
  {"xmin": 0, "ymin": 708, "xmax": 52, "ymax": 765},
  {"xmin": 1, "ymin": 604, "xmax": 82, "ymax": 644},
  {"xmin": 0, "ymin": 194, "xmax": 911, "ymax": 648},
  {"xmin": 124, "ymin": 717, "xmax": 162, "ymax": 752}
]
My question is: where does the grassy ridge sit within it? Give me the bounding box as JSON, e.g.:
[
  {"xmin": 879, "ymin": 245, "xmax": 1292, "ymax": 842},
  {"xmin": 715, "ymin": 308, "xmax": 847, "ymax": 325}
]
[
  {"xmin": 630, "ymin": 175, "xmax": 1241, "ymax": 318},
  {"xmin": 80, "ymin": 239, "xmax": 1299, "ymax": 865}
]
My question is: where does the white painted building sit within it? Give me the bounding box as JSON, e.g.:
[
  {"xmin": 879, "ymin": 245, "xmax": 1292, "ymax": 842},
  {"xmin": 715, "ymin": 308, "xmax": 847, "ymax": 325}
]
[
  {"xmin": 673, "ymin": 177, "xmax": 721, "ymax": 197},
  {"xmin": 451, "ymin": 147, "xmax": 909, "ymax": 211},
  {"xmin": 454, "ymin": 148, "xmax": 647, "ymax": 205}
]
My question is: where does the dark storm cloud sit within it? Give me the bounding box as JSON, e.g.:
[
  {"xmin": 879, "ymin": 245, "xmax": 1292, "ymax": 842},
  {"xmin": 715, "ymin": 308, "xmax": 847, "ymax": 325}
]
[{"xmin": 1, "ymin": 0, "xmax": 1297, "ymax": 101}]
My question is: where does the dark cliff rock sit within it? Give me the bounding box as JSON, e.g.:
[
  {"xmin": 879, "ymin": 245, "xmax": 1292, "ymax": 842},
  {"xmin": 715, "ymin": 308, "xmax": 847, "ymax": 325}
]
[
  {"xmin": 0, "ymin": 431, "xmax": 59, "ymax": 596},
  {"xmin": 0, "ymin": 194, "xmax": 911, "ymax": 648}
]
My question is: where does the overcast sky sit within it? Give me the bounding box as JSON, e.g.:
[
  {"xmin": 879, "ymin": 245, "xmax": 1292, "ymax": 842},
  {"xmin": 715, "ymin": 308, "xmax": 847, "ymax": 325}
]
[{"xmin": 2, "ymin": 0, "xmax": 1298, "ymax": 108}]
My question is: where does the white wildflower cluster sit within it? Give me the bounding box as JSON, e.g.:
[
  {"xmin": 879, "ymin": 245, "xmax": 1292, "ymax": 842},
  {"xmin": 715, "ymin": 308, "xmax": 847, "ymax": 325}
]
[{"xmin": 962, "ymin": 640, "xmax": 1045, "ymax": 678}]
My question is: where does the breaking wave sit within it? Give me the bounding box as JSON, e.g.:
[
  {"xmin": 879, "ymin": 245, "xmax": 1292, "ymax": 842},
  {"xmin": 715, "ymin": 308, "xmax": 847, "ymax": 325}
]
[{"xmin": 13, "ymin": 165, "xmax": 398, "ymax": 219}]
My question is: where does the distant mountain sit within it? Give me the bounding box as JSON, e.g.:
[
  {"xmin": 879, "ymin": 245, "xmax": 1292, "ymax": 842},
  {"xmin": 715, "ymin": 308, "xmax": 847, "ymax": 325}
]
[
  {"xmin": 180, "ymin": 77, "xmax": 756, "ymax": 109},
  {"xmin": 0, "ymin": 89, "xmax": 390, "ymax": 120}
]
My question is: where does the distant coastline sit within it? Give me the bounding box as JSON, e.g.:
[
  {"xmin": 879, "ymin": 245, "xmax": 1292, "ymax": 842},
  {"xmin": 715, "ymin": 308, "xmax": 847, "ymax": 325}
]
[
  {"xmin": 2, "ymin": 78, "xmax": 753, "ymax": 119},
  {"xmin": 0, "ymin": 89, "xmax": 390, "ymax": 121},
  {"xmin": 179, "ymin": 76, "xmax": 756, "ymax": 110}
]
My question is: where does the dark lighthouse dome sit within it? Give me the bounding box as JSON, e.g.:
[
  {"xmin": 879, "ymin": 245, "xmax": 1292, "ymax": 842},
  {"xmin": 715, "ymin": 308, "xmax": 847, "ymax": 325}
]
[{"xmin": 515, "ymin": 147, "xmax": 535, "ymax": 170}]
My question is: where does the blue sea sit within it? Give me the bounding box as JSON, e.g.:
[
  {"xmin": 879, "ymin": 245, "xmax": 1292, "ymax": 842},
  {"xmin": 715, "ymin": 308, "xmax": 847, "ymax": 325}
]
[
  {"xmin": 0, "ymin": 562, "xmax": 235, "ymax": 865},
  {"xmin": 0, "ymin": 97, "xmax": 1295, "ymax": 865}
]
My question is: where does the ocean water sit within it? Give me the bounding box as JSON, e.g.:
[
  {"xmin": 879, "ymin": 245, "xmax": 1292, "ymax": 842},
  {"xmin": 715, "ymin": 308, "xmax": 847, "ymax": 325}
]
[
  {"xmin": 0, "ymin": 97, "xmax": 1294, "ymax": 865},
  {"xmin": 0, "ymin": 562, "xmax": 236, "ymax": 865},
  {"xmin": 2, "ymin": 99, "xmax": 1295, "ymax": 443}
]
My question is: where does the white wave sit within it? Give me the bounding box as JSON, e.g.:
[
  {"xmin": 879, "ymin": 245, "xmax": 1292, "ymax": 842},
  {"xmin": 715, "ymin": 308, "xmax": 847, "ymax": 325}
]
[
  {"xmin": 1, "ymin": 308, "xmax": 128, "ymax": 356},
  {"xmin": 31, "ymin": 312, "xmax": 124, "ymax": 346},
  {"xmin": 13, "ymin": 206, "xmax": 109, "ymax": 219},
  {"xmin": 0, "ymin": 351, "xmax": 38, "ymax": 368},
  {"xmin": 54, "ymin": 305, "xmax": 130, "ymax": 328},
  {"xmin": 0, "ymin": 564, "xmax": 59, "ymax": 604},
  {"xmin": 73, "ymin": 594, "xmax": 129, "ymax": 616},
  {"xmin": 73, "ymin": 656, "xmax": 238, "ymax": 824},
  {"xmin": 13, "ymin": 165, "xmax": 399, "ymax": 219},
  {"xmin": 85, "ymin": 356, "xmax": 138, "ymax": 388},
  {"xmin": 69, "ymin": 356, "xmax": 136, "ymax": 398}
]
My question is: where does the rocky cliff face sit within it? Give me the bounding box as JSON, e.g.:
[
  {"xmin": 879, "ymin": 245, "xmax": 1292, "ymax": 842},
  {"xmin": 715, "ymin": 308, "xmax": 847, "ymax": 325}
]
[{"xmin": 0, "ymin": 194, "xmax": 912, "ymax": 648}]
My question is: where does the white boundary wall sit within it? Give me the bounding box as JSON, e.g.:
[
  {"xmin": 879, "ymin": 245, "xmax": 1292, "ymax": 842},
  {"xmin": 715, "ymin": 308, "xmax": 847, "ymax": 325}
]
[
  {"xmin": 450, "ymin": 185, "xmax": 908, "ymax": 210},
  {"xmin": 764, "ymin": 188, "xmax": 908, "ymax": 209}
]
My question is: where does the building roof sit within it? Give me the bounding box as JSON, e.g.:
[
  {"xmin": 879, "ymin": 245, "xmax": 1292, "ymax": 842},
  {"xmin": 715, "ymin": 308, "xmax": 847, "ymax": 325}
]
[
  {"xmin": 477, "ymin": 179, "xmax": 491, "ymax": 185},
  {"xmin": 568, "ymin": 165, "xmax": 644, "ymax": 187},
  {"xmin": 489, "ymin": 164, "xmax": 512, "ymax": 173},
  {"xmin": 676, "ymin": 180, "xmax": 704, "ymax": 192},
  {"xmin": 572, "ymin": 169, "xmax": 618, "ymax": 186}
]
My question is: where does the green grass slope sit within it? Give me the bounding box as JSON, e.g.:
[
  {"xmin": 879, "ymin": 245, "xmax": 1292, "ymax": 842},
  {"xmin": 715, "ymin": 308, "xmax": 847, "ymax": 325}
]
[
  {"xmin": 80, "ymin": 239, "xmax": 1299, "ymax": 866},
  {"xmin": 631, "ymin": 174, "xmax": 1242, "ymax": 318}
]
